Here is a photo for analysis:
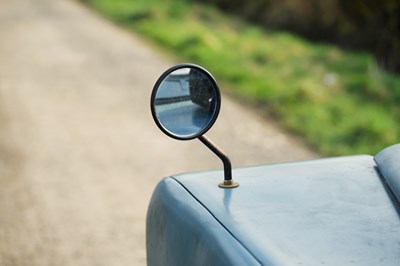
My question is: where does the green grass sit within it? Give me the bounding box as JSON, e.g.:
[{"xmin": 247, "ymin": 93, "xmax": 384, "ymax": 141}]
[{"xmin": 83, "ymin": 0, "xmax": 400, "ymax": 156}]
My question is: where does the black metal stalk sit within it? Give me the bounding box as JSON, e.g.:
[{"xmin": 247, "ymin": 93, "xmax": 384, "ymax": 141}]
[{"xmin": 198, "ymin": 135, "xmax": 232, "ymax": 181}]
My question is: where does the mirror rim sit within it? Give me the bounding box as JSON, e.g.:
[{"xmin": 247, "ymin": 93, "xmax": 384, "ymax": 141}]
[{"xmin": 150, "ymin": 63, "xmax": 221, "ymax": 140}]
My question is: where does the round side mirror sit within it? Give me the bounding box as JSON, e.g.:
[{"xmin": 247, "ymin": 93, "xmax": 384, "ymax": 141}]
[
  {"xmin": 151, "ymin": 64, "xmax": 238, "ymax": 188},
  {"xmin": 150, "ymin": 64, "xmax": 221, "ymax": 140}
]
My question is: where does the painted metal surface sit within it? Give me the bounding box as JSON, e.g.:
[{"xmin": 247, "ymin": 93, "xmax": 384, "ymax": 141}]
[
  {"xmin": 147, "ymin": 155, "xmax": 400, "ymax": 265},
  {"xmin": 375, "ymin": 144, "xmax": 400, "ymax": 203},
  {"xmin": 146, "ymin": 178, "xmax": 260, "ymax": 266}
]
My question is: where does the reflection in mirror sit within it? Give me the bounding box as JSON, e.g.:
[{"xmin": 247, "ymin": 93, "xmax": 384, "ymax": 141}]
[{"xmin": 153, "ymin": 67, "xmax": 219, "ymax": 139}]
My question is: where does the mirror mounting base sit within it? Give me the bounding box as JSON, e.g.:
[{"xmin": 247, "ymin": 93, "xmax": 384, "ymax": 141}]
[
  {"xmin": 198, "ymin": 135, "xmax": 239, "ymax": 188},
  {"xmin": 218, "ymin": 180, "xmax": 240, "ymax": 188}
]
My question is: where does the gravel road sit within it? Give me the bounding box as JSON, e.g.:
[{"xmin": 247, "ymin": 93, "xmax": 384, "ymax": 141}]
[{"xmin": 0, "ymin": 0, "xmax": 317, "ymax": 265}]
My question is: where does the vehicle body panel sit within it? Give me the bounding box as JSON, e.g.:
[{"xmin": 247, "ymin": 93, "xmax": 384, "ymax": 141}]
[
  {"xmin": 375, "ymin": 144, "xmax": 400, "ymax": 203},
  {"xmin": 146, "ymin": 177, "xmax": 260, "ymax": 266},
  {"xmin": 147, "ymin": 153, "xmax": 400, "ymax": 265}
]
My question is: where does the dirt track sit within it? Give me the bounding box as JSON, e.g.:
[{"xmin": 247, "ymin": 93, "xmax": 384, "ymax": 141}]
[{"xmin": 0, "ymin": 0, "xmax": 317, "ymax": 265}]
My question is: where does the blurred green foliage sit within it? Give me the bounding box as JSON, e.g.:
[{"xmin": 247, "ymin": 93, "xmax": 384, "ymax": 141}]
[
  {"xmin": 197, "ymin": 0, "xmax": 400, "ymax": 73},
  {"xmin": 82, "ymin": 0, "xmax": 400, "ymax": 156}
]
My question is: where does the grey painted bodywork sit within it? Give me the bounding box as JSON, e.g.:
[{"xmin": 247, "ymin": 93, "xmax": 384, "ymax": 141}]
[
  {"xmin": 147, "ymin": 147, "xmax": 400, "ymax": 265},
  {"xmin": 375, "ymin": 144, "xmax": 400, "ymax": 203}
]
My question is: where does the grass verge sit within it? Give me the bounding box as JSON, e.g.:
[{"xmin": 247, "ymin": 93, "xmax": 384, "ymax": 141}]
[{"xmin": 82, "ymin": 0, "xmax": 400, "ymax": 156}]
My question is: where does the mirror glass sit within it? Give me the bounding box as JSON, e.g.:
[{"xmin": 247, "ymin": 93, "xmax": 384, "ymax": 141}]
[{"xmin": 151, "ymin": 65, "xmax": 220, "ymax": 140}]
